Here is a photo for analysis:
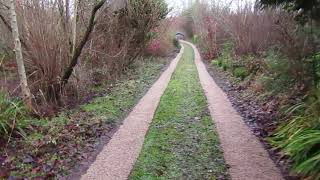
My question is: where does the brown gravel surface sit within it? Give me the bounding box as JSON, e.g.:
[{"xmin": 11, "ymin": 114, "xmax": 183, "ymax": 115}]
[
  {"xmin": 80, "ymin": 46, "xmax": 184, "ymax": 180},
  {"xmin": 183, "ymin": 41, "xmax": 285, "ymax": 180}
]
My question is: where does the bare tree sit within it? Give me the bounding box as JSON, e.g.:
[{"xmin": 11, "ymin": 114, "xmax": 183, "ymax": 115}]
[
  {"xmin": 8, "ymin": 0, "xmax": 32, "ymax": 110},
  {"xmin": 71, "ymin": 0, "xmax": 78, "ymax": 55},
  {"xmin": 61, "ymin": 0, "xmax": 107, "ymax": 85}
]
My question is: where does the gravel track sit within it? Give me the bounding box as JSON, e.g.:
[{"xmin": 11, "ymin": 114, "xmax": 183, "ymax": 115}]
[
  {"xmin": 80, "ymin": 46, "xmax": 184, "ymax": 180},
  {"xmin": 81, "ymin": 41, "xmax": 284, "ymax": 180},
  {"xmin": 184, "ymin": 40, "xmax": 284, "ymax": 180}
]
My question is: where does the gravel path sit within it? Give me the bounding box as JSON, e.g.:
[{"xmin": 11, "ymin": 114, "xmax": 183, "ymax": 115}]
[
  {"xmin": 81, "ymin": 41, "xmax": 285, "ymax": 180},
  {"xmin": 81, "ymin": 46, "xmax": 184, "ymax": 180},
  {"xmin": 183, "ymin": 41, "xmax": 285, "ymax": 180}
]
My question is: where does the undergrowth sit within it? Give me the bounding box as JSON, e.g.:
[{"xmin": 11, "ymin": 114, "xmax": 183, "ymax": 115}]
[
  {"xmin": 270, "ymin": 90, "xmax": 320, "ymax": 179},
  {"xmin": 211, "ymin": 42, "xmax": 295, "ymax": 96},
  {"xmin": 209, "ymin": 39, "xmax": 320, "ymax": 178},
  {"xmin": 0, "ymin": 57, "xmax": 168, "ymax": 179},
  {"xmin": 0, "ymin": 92, "xmax": 29, "ymax": 138}
]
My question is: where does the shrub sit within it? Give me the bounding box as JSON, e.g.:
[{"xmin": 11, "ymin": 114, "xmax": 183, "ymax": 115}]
[
  {"xmin": 222, "ymin": 61, "xmax": 229, "ymax": 71},
  {"xmin": 265, "ymin": 50, "xmax": 290, "ymax": 75},
  {"xmin": 145, "ymin": 39, "xmax": 161, "ymax": 55},
  {"xmin": 258, "ymin": 74, "xmax": 293, "ymax": 94},
  {"xmin": 2, "ymin": 0, "xmax": 169, "ymax": 108},
  {"xmin": 0, "ymin": 92, "xmax": 28, "ymax": 138},
  {"xmin": 233, "ymin": 67, "xmax": 249, "ymax": 80},
  {"xmin": 210, "ymin": 42, "xmax": 234, "ymax": 71},
  {"xmin": 257, "ymin": 50, "xmax": 294, "ymax": 94},
  {"xmin": 212, "ymin": 56, "xmax": 224, "ymax": 67},
  {"xmin": 93, "ymin": 0, "xmax": 169, "ymax": 65},
  {"xmin": 144, "ymin": 18, "xmax": 177, "ymax": 56},
  {"xmin": 220, "ymin": 42, "xmax": 234, "ymax": 56},
  {"xmin": 211, "ymin": 60, "xmax": 219, "ymax": 66}
]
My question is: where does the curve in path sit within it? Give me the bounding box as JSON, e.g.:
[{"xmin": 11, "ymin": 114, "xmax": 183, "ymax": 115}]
[
  {"xmin": 183, "ymin": 40, "xmax": 284, "ymax": 180},
  {"xmin": 81, "ymin": 46, "xmax": 184, "ymax": 180}
]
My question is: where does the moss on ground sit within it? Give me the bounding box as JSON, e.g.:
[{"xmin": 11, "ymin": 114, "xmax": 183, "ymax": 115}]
[{"xmin": 129, "ymin": 44, "xmax": 229, "ymax": 180}]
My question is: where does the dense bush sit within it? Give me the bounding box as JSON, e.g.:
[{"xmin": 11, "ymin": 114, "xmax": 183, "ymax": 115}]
[
  {"xmin": 0, "ymin": 0, "xmax": 169, "ymax": 110},
  {"xmin": 210, "ymin": 59, "xmax": 219, "ymax": 67},
  {"xmin": 233, "ymin": 67, "xmax": 249, "ymax": 80},
  {"xmin": 145, "ymin": 19, "xmax": 178, "ymax": 56},
  {"xmin": 258, "ymin": 0, "xmax": 320, "ymax": 22},
  {"xmin": 259, "ymin": 50, "xmax": 294, "ymax": 94},
  {"xmin": 214, "ymin": 42, "xmax": 233, "ymax": 71},
  {"xmin": 90, "ymin": 0, "xmax": 169, "ymax": 68}
]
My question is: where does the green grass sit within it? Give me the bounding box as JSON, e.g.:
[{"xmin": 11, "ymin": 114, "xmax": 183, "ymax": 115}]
[{"xmin": 129, "ymin": 44, "xmax": 229, "ymax": 179}]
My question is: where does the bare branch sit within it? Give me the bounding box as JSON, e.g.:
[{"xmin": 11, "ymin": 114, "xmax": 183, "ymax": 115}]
[{"xmin": 61, "ymin": 0, "xmax": 107, "ymax": 85}]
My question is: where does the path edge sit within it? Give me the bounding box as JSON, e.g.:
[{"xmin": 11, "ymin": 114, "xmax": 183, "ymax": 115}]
[
  {"xmin": 80, "ymin": 45, "xmax": 185, "ymax": 180},
  {"xmin": 183, "ymin": 40, "xmax": 284, "ymax": 180}
]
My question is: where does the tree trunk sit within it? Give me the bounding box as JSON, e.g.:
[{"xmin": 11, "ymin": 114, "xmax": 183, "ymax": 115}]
[
  {"xmin": 65, "ymin": 0, "xmax": 70, "ymax": 23},
  {"xmin": 0, "ymin": 13, "xmax": 28, "ymax": 50},
  {"xmin": 71, "ymin": 0, "xmax": 78, "ymax": 55},
  {"xmin": 61, "ymin": 0, "xmax": 107, "ymax": 85},
  {"xmin": 8, "ymin": 0, "xmax": 33, "ymax": 111}
]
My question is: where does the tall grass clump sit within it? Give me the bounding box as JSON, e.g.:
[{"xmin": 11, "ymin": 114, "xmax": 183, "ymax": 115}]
[
  {"xmin": 211, "ymin": 42, "xmax": 234, "ymax": 71},
  {"xmin": 270, "ymin": 90, "xmax": 320, "ymax": 179},
  {"xmin": 269, "ymin": 54, "xmax": 320, "ymax": 180},
  {"xmin": 0, "ymin": 91, "xmax": 28, "ymax": 138}
]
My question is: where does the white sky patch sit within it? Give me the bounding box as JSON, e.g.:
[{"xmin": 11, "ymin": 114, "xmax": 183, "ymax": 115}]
[
  {"xmin": 166, "ymin": 0, "xmax": 189, "ymax": 15},
  {"xmin": 166, "ymin": 0, "xmax": 256, "ymax": 14}
]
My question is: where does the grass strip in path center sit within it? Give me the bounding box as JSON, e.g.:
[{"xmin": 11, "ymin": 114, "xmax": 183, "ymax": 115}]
[{"xmin": 129, "ymin": 44, "xmax": 229, "ymax": 180}]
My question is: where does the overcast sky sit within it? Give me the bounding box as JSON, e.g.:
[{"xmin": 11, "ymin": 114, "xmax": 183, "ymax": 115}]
[
  {"xmin": 165, "ymin": 0, "xmax": 256, "ymax": 14},
  {"xmin": 165, "ymin": 0, "xmax": 188, "ymax": 14}
]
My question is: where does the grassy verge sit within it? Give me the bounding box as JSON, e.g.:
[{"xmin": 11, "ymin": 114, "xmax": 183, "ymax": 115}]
[
  {"xmin": 0, "ymin": 57, "xmax": 168, "ymax": 179},
  {"xmin": 129, "ymin": 44, "xmax": 229, "ymax": 179}
]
